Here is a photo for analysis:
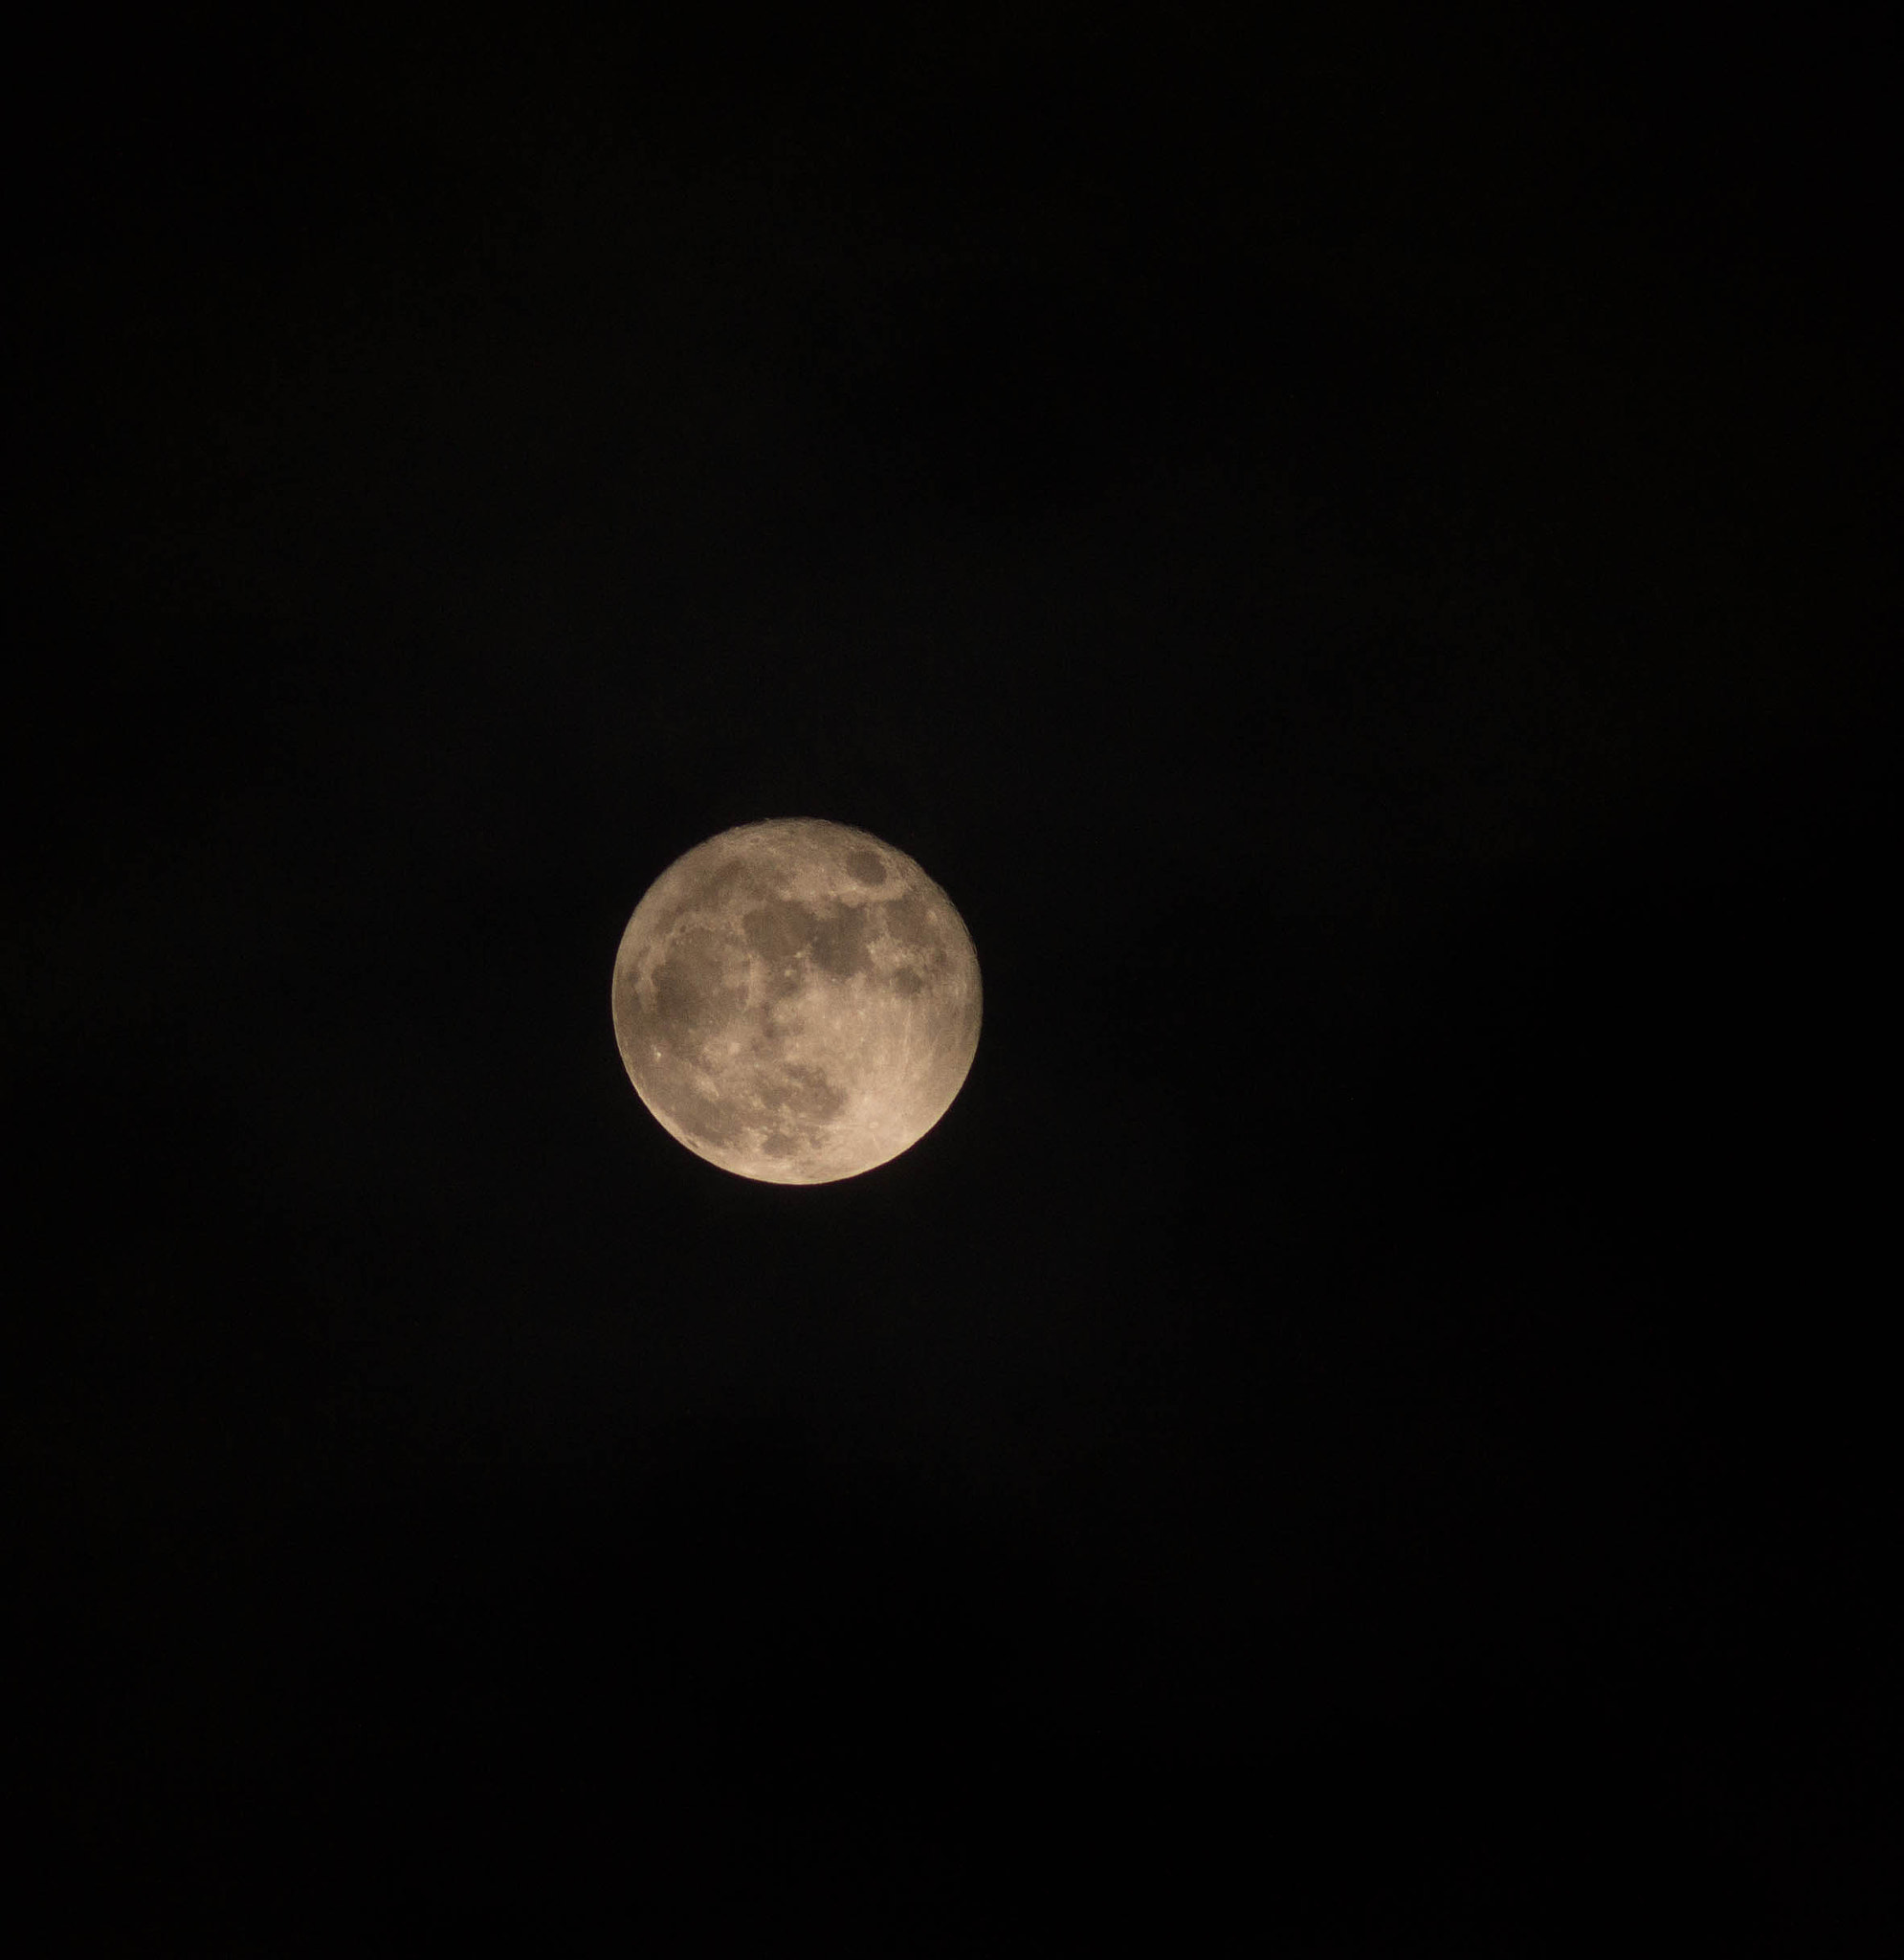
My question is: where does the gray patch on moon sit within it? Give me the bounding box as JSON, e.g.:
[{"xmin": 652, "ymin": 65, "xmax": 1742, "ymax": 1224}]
[{"xmin": 610, "ymin": 818, "xmax": 982, "ymax": 1183}]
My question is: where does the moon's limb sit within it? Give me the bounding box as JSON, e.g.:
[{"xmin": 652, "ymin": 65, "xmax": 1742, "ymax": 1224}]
[{"xmin": 611, "ymin": 819, "xmax": 982, "ymax": 1183}]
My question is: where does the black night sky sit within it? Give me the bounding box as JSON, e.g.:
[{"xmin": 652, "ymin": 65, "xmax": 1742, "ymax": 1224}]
[{"xmin": 9, "ymin": 9, "xmax": 1896, "ymax": 1951}]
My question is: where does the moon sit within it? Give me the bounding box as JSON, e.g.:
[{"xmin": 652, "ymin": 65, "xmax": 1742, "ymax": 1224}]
[{"xmin": 610, "ymin": 819, "xmax": 982, "ymax": 1183}]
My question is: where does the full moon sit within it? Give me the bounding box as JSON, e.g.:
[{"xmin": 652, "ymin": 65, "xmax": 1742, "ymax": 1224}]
[{"xmin": 610, "ymin": 819, "xmax": 982, "ymax": 1183}]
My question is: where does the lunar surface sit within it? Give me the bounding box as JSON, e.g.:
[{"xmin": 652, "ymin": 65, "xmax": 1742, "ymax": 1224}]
[{"xmin": 611, "ymin": 819, "xmax": 982, "ymax": 1183}]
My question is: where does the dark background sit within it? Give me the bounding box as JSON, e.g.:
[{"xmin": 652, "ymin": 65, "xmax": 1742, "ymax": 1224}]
[{"xmin": 7, "ymin": 6, "xmax": 1896, "ymax": 1950}]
